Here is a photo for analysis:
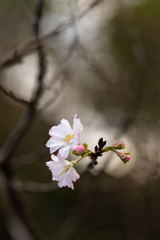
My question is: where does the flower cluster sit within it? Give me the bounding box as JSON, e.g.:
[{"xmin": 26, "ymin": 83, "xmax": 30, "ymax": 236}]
[
  {"xmin": 46, "ymin": 114, "xmax": 130, "ymax": 190},
  {"xmin": 46, "ymin": 114, "xmax": 83, "ymax": 190}
]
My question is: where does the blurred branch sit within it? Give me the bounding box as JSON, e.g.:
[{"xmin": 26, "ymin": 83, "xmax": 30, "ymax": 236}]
[
  {"xmin": 0, "ymin": 85, "xmax": 29, "ymax": 106},
  {"xmin": 11, "ymin": 146, "xmax": 48, "ymax": 170},
  {"xmin": 12, "ymin": 180, "xmax": 58, "ymax": 193},
  {"xmin": 0, "ymin": 170, "xmax": 47, "ymax": 240},
  {"xmin": 23, "ymin": 0, "xmax": 35, "ymax": 25},
  {"xmin": 39, "ymin": 38, "xmax": 76, "ymax": 112},
  {"xmin": 54, "ymin": 194, "xmax": 95, "ymax": 240},
  {"xmin": 0, "ymin": 0, "xmax": 46, "ymax": 166},
  {"xmin": 0, "ymin": 2, "xmax": 46, "ymax": 239},
  {"xmin": 0, "ymin": 0, "xmax": 105, "ymax": 70},
  {"xmin": 39, "ymin": 67, "xmax": 71, "ymax": 112},
  {"xmin": 76, "ymin": 40, "xmax": 134, "ymax": 102}
]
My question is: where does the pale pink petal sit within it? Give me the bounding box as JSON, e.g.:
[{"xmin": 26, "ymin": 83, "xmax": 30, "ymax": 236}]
[
  {"xmin": 73, "ymin": 115, "xmax": 83, "ymax": 135},
  {"xmin": 70, "ymin": 167, "xmax": 80, "ymax": 182},
  {"xmin": 59, "ymin": 145, "xmax": 71, "ymax": 159},
  {"xmin": 51, "ymin": 154, "xmax": 58, "ymax": 161},
  {"xmin": 66, "ymin": 178, "xmax": 74, "ymax": 190},
  {"xmin": 67, "ymin": 166, "xmax": 79, "ymax": 182},
  {"xmin": 71, "ymin": 135, "xmax": 79, "ymax": 149},
  {"xmin": 56, "ymin": 172, "xmax": 66, "ymax": 181},
  {"xmin": 49, "ymin": 126, "xmax": 66, "ymax": 140},
  {"xmin": 59, "ymin": 119, "xmax": 72, "ymax": 134},
  {"xmin": 46, "ymin": 138, "xmax": 65, "ymax": 154},
  {"xmin": 57, "ymin": 153, "xmax": 68, "ymax": 166},
  {"xmin": 46, "ymin": 162, "xmax": 62, "ymax": 180},
  {"xmin": 46, "ymin": 161, "xmax": 53, "ymax": 169},
  {"xmin": 58, "ymin": 176, "xmax": 67, "ymax": 188},
  {"xmin": 52, "ymin": 176, "xmax": 57, "ymax": 181},
  {"xmin": 46, "ymin": 161, "xmax": 63, "ymax": 172},
  {"xmin": 65, "ymin": 168, "xmax": 75, "ymax": 189},
  {"xmin": 52, "ymin": 169, "xmax": 64, "ymax": 178}
]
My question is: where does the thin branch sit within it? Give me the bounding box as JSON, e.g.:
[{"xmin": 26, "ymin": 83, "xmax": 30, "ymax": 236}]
[
  {"xmin": 0, "ymin": 1, "xmax": 48, "ymax": 240},
  {"xmin": 39, "ymin": 67, "xmax": 71, "ymax": 112},
  {"xmin": 12, "ymin": 180, "xmax": 58, "ymax": 193},
  {"xmin": 0, "ymin": 0, "xmax": 46, "ymax": 166},
  {"xmin": 22, "ymin": 0, "xmax": 35, "ymax": 25},
  {"xmin": 0, "ymin": 85, "xmax": 29, "ymax": 106},
  {"xmin": 0, "ymin": 0, "xmax": 105, "ymax": 70},
  {"xmin": 39, "ymin": 37, "xmax": 76, "ymax": 112},
  {"xmin": 54, "ymin": 194, "xmax": 95, "ymax": 240},
  {"xmin": 76, "ymin": 40, "xmax": 134, "ymax": 102},
  {"xmin": 0, "ymin": 171, "xmax": 43, "ymax": 240},
  {"xmin": 11, "ymin": 146, "xmax": 48, "ymax": 170}
]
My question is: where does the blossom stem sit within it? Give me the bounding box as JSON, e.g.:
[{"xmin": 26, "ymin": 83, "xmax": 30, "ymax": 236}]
[{"xmin": 71, "ymin": 153, "xmax": 90, "ymax": 167}]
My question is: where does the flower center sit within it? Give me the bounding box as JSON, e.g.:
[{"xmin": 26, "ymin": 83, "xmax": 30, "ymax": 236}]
[
  {"xmin": 60, "ymin": 165, "xmax": 70, "ymax": 175},
  {"xmin": 64, "ymin": 134, "xmax": 74, "ymax": 143}
]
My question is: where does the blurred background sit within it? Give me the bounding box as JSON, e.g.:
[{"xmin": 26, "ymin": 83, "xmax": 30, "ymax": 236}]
[{"xmin": 1, "ymin": 0, "xmax": 160, "ymax": 239}]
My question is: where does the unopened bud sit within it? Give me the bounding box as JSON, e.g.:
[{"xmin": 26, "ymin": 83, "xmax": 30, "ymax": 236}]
[
  {"xmin": 111, "ymin": 141, "xmax": 125, "ymax": 150},
  {"xmin": 125, "ymin": 155, "xmax": 130, "ymax": 162},
  {"xmin": 76, "ymin": 145, "xmax": 85, "ymax": 155},
  {"xmin": 114, "ymin": 151, "xmax": 130, "ymax": 164}
]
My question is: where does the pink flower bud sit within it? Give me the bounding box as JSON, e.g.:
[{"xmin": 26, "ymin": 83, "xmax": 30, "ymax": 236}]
[
  {"xmin": 76, "ymin": 145, "xmax": 85, "ymax": 155},
  {"xmin": 126, "ymin": 155, "xmax": 130, "ymax": 162},
  {"xmin": 114, "ymin": 151, "xmax": 130, "ymax": 164}
]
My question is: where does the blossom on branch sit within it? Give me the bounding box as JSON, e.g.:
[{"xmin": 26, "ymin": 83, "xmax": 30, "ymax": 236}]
[
  {"xmin": 46, "ymin": 114, "xmax": 83, "ymax": 158},
  {"xmin": 46, "ymin": 153, "xmax": 80, "ymax": 190}
]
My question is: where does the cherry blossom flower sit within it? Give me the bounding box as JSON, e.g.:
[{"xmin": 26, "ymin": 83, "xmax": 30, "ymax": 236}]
[
  {"xmin": 46, "ymin": 153, "xmax": 80, "ymax": 190},
  {"xmin": 46, "ymin": 114, "xmax": 83, "ymax": 158}
]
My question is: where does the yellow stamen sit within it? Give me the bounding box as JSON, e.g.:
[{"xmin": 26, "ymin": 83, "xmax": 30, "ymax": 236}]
[
  {"xmin": 60, "ymin": 165, "xmax": 70, "ymax": 175},
  {"xmin": 64, "ymin": 134, "xmax": 74, "ymax": 143}
]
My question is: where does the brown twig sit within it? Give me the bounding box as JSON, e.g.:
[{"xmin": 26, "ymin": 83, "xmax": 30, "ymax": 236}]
[
  {"xmin": 11, "ymin": 146, "xmax": 48, "ymax": 170},
  {"xmin": 12, "ymin": 180, "xmax": 58, "ymax": 193},
  {"xmin": 76, "ymin": 40, "xmax": 134, "ymax": 103},
  {"xmin": 0, "ymin": 0, "xmax": 46, "ymax": 166},
  {"xmin": 54, "ymin": 194, "xmax": 95, "ymax": 240},
  {"xmin": 0, "ymin": 0, "xmax": 105, "ymax": 70},
  {"xmin": 0, "ymin": 2, "xmax": 46, "ymax": 239},
  {"xmin": 0, "ymin": 85, "xmax": 29, "ymax": 106}
]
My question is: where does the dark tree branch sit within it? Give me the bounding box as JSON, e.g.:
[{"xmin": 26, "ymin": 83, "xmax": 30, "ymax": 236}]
[
  {"xmin": 76, "ymin": 40, "xmax": 134, "ymax": 103},
  {"xmin": 0, "ymin": 2, "xmax": 46, "ymax": 239},
  {"xmin": 54, "ymin": 194, "xmax": 95, "ymax": 240},
  {"xmin": 0, "ymin": 85, "xmax": 29, "ymax": 106},
  {"xmin": 11, "ymin": 146, "xmax": 48, "ymax": 170},
  {"xmin": 12, "ymin": 180, "xmax": 58, "ymax": 193},
  {"xmin": 0, "ymin": 0, "xmax": 105, "ymax": 70},
  {"xmin": 0, "ymin": 0, "xmax": 46, "ymax": 166}
]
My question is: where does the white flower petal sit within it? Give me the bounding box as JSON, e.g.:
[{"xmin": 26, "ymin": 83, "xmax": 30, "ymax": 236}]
[
  {"xmin": 57, "ymin": 153, "xmax": 68, "ymax": 166},
  {"xmin": 60, "ymin": 119, "xmax": 72, "ymax": 134},
  {"xmin": 51, "ymin": 154, "xmax": 58, "ymax": 161},
  {"xmin": 52, "ymin": 169, "xmax": 64, "ymax": 178},
  {"xmin": 58, "ymin": 177, "xmax": 67, "ymax": 188},
  {"xmin": 46, "ymin": 138, "xmax": 65, "ymax": 154},
  {"xmin": 66, "ymin": 177, "xmax": 74, "ymax": 190},
  {"xmin": 46, "ymin": 161, "xmax": 53, "ymax": 169},
  {"xmin": 71, "ymin": 135, "xmax": 79, "ymax": 149},
  {"xmin": 59, "ymin": 145, "xmax": 71, "ymax": 159},
  {"xmin": 73, "ymin": 115, "xmax": 83, "ymax": 135},
  {"xmin": 49, "ymin": 126, "xmax": 66, "ymax": 140},
  {"xmin": 46, "ymin": 161, "xmax": 63, "ymax": 173},
  {"xmin": 70, "ymin": 167, "xmax": 80, "ymax": 182}
]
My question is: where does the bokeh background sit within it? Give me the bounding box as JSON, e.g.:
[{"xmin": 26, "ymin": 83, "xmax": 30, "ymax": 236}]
[{"xmin": 1, "ymin": 0, "xmax": 160, "ymax": 239}]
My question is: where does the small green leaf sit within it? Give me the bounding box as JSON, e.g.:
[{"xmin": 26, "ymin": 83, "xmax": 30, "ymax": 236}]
[
  {"xmin": 83, "ymin": 143, "xmax": 88, "ymax": 150},
  {"xmin": 72, "ymin": 150, "xmax": 80, "ymax": 156}
]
